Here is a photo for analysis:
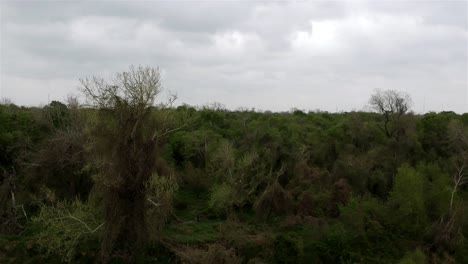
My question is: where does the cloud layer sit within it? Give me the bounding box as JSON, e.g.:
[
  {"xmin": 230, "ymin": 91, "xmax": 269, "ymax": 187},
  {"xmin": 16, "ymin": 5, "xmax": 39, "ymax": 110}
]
[{"xmin": 1, "ymin": 0, "xmax": 467, "ymax": 112}]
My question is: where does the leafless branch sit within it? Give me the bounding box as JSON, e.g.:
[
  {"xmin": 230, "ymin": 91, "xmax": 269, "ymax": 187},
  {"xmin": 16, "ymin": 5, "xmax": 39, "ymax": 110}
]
[
  {"xmin": 147, "ymin": 198, "xmax": 164, "ymax": 207},
  {"xmin": 56, "ymin": 211, "xmax": 104, "ymax": 234}
]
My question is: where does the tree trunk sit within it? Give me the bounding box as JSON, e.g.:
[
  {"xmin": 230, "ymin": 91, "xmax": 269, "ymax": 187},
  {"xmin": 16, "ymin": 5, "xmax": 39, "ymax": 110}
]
[{"xmin": 100, "ymin": 187, "xmax": 148, "ymax": 263}]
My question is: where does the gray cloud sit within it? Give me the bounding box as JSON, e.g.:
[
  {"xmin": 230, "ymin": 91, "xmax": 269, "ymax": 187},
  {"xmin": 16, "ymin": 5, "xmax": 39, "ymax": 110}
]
[{"xmin": 1, "ymin": 0, "xmax": 467, "ymax": 112}]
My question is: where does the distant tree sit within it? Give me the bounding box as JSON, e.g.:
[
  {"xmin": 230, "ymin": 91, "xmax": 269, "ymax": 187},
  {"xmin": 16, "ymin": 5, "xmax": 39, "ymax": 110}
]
[
  {"xmin": 0, "ymin": 98, "xmax": 13, "ymax": 105},
  {"xmin": 42, "ymin": 101, "xmax": 71, "ymax": 130},
  {"xmin": 80, "ymin": 65, "xmax": 170, "ymax": 261},
  {"xmin": 369, "ymin": 89, "xmax": 412, "ymax": 138},
  {"xmin": 25, "ymin": 100, "xmax": 91, "ymax": 201}
]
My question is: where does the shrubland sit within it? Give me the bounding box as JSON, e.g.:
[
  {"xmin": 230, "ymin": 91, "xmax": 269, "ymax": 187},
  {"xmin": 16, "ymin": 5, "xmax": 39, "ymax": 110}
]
[{"xmin": 0, "ymin": 68, "xmax": 467, "ymax": 263}]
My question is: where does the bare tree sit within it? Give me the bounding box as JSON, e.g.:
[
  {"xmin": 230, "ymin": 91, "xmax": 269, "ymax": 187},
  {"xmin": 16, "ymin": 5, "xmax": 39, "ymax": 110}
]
[
  {"xmin": 0, "ymin": 98, "xmax": 13, "ymax": 105},
  {"xmin": 80, "ymin": 65, "xmax": 168, "ymax": 261},
  {"xmin": 451, "ymin": 162, "xmax": 467, "ymax": 213},
  {"xmin": 66, "ymin": 94, "xmax": 80, "ymax": 109},
  {"xmin": 448, "ymin": 120, "xmax": 468, "ymax": 213},
  {"xmin": 369, "ymin": 89, "xmax": 412, "ymax": 138},
  {"xmin": 430, "ymin": 120, "xmax": 468, "ymax": 251},
  {"xmin": 0, "ymin": 166, "xmax": 29, "ymax": 234}
]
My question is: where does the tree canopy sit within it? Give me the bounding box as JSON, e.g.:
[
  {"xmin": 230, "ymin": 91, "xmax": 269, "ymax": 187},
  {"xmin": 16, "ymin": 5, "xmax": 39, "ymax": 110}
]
[{"xmin": 0, "ymin": 83, "xmax": 467, "ymax": 263}]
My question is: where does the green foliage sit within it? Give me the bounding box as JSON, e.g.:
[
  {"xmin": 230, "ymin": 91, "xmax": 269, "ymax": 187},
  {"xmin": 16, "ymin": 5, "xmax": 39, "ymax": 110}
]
[
  {"xmin": 338, "ymin": 196, "xmax": 399, "ymax": 262},
  {"xmin": 0, "ymin": 104, "xmax": 48, "ymax": 171},
  {"xmin": 200, "ymin": 244, "xmax": 243, "ymax": 264},
  {"xmin": 146, "ymin": 173, "xmax": 179, "ymax": 235},
  {"xmin": 254, "ymin": 181, "xmax": 294, "ymax": 221},
  {"xmin": 273, "ymin": 235, "xmax": 300, "ymax": 264},
  {"xmin": 388, "ymin": 165, "xmax": 428, "ymax": 237},
  {"xmin": 417, "ymin": 163, "xmax": 452, "ymax": 220},
  {"xmin": 340, "ymin": 196, "xmax": 387, "ymax": 237},
  {"xmin": 417, "ymin": 112, "xmax": 457, "ymax": 158},
  {"xmin": 176, "ymin": 243, "xmax": 243, "ymax": 264},
  {"xmin": 27, "ymin": 129, "xmax": 92, "ymax": 201},
  {"xmin": 209, "ymin": 183, "xmax": 234, "ymax": 215},
  {"xmin": 167, "ymin": 130, "xmax": 221, "ymax": 168},
  {"xmin": 2, "ymin": 99, "xmax": 468, "ymax": 263},
  {"xmin": 309, "ymin": 224, "xmax": 358, "ymax": 263},
  {"xmin": 42, "ymin": 101, "xmax": 71, "ymax": 129},
  {"xmin": 162, "ymin": 220, "xmax": 221, "ymax": 244},
  {"xmin": 398, "ymin": 248, "xmax": 427, "ymax": 264},
  {"xmin": 31, "ymin": 199, "xmax": 102, "ymax": 262}
]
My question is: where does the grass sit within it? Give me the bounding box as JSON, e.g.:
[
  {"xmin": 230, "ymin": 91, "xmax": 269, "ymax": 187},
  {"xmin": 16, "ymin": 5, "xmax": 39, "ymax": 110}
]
[
  {"xmin": 162, "ymin": 220, "xmax": 222, "ymax": 244},
  {"xmin": 164, "ymin": 190, "xmax": 224, "ymax": 244},
  {"xmin": 173, "ymin": 190, "xmax": 211, "ymax": 220}
]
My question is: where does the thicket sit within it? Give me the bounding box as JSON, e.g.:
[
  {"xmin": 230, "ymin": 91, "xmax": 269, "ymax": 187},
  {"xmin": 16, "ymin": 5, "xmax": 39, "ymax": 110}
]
[{"xmin": 0, "ymin": 73, "xmax": 467, "ymax": 263}]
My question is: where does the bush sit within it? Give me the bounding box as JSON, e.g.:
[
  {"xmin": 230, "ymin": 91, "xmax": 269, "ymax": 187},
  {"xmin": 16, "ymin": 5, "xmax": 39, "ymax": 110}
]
[
  {"xmin": 388, "ymin": 165, "xmax": 427, "ymax": 237},
  {"xmin": 273, "ymin": 235, "xmax": 301, "ymax": 264},
  {"xmin": 32, "ymin": 199, "xmax": 102, "ymax": 262},
  {"xmin": 179, "ymin": 243, "xmax": 243, "ymax": 264},
  {"xmin": 209, "ymin": 183, "xmax": 234, "ymax": 216},
  {"xmin": 398, "ymin": 248, "xmax": 427, "ymax": 264},
  {"xmin": 254, "ymin": 182, "xmax": 293, "ymax": 221},
  {"xmin": 146, "ymin": 172, "xmax": 179, "ymax": 236}
]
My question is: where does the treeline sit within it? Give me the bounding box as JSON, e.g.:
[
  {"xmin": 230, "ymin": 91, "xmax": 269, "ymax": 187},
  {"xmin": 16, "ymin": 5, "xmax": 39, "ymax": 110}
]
[{"xmin": 0, "ymin": 68, "xmax": 467, "ymax": 263}]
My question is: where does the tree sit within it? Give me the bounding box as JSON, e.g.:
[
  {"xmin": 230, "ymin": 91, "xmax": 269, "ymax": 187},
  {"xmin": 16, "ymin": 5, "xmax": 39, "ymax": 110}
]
[
  {"xmin": 42, "ymin": 101, "xmax": 71, "ymax": 129},
  {"xmin": 80, "ymin": 65, "xmax": 166, "ymax": 261},
  {"xmin": 447, "ymin": 120, "xmax": 468, "ymax": 213},
  {"xmin": 388, "ymin": 165, "xmax": 427, "ymax": 237},
  {"xmin": 431, "ymin": 120, "xmax": 468, "ymax": 252},
  {"xmin": 26, "ymin": 101, "xmax": 92, "ymax": 201},
  {"xmin": 369, "ymin": 89, "xmax": 412, "ymax": 138}
]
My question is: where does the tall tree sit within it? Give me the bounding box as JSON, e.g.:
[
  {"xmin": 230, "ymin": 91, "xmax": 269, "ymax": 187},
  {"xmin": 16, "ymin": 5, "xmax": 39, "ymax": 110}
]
[
  {"xmin": 369, "ymin": 89, "xmax": 412, "ymax": 139},
  {"xmin": 81, "ymin": 65, "xmax": 164, "ymax": 261}
]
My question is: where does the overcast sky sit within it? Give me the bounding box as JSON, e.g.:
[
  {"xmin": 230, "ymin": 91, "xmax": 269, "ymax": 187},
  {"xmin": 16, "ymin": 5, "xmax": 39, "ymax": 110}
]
[{"xmin": 1, "ymin": 0, "xmax": 467, "ymax": 113}]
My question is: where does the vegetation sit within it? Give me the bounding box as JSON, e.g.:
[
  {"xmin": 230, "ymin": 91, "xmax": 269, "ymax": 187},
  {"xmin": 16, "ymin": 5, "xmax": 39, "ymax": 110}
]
[{"xmin": 0, "ymin": 67, "xmax": 467, "ymax": 263}]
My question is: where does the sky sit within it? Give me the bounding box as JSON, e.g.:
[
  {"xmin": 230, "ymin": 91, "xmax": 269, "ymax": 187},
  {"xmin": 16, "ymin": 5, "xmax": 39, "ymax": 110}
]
[{"xmin": 0, "ymin": 0, "xmax": 467, "ymax": 113}]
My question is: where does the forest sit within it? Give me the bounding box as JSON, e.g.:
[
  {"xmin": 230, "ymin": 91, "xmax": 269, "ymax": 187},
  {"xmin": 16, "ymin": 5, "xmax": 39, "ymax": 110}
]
[{"xmin": 0, "ymin": 66, "xmax": 467, "ymax": 263}]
